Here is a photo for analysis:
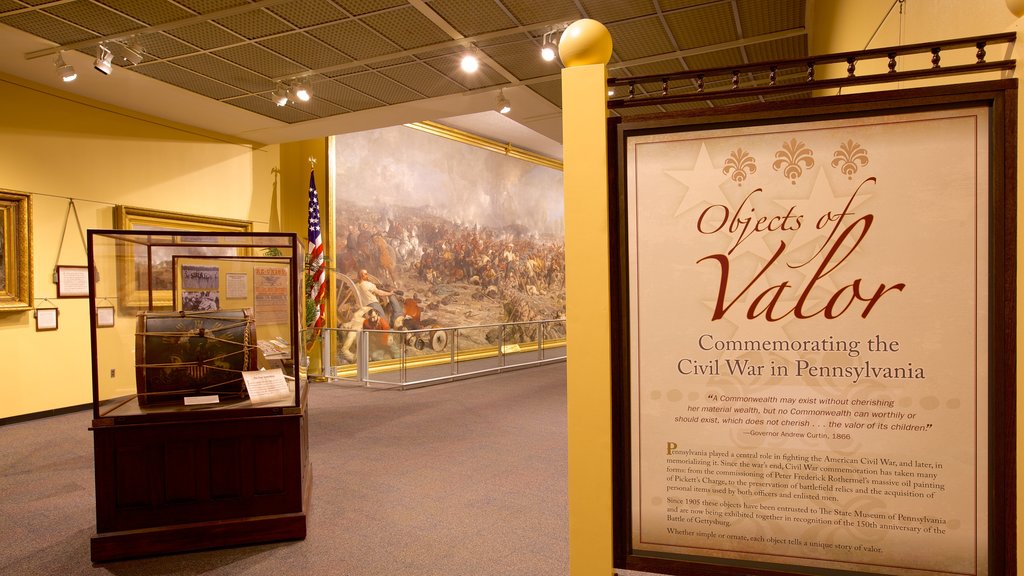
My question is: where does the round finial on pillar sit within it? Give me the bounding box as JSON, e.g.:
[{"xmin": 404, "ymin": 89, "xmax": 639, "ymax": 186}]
[
  {"xmin": 558, "ymin": 19, "xmax": 613, "ymax": 67},
  {"xmin": 1008, "ymin": 0, "xmax": 1024, "ymax": 17}
]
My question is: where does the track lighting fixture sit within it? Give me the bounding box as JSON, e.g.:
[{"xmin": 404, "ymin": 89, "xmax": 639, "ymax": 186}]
[
  {"xmin": 54, "ymin": 52, "xmax": 76, "ymax": 82},
  {"xmin": 93, "ymin": 45, "xmax": 113, "ymax": 75},
  {"xmin": 540, "ymin": 31, "xmax": 558, "ymax": 62},
  {"xmin": 272, "ymin": 85, "xmax": 289, "ymax": 106},
  {"xmin": 121, "ymin": 43, "xmax": 143, "ymax": 66},
  {"xmin": 288, "ymin": 82, "xmax": 311, "ymax": 102},
  {"xmin": 495, "ymin": 90, "xmax": 511, "ymax": 114},
  {"xmin": 460, "ymin": 50, "xmax": 479, "ymax": 73}
]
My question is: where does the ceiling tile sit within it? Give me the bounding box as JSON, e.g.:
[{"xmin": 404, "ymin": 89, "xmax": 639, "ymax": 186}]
[
  {"xmin": 482, "ymin": 38, "xmax": 560, "ymax": 80},
  {"xmin": 684, "ymin": 47, "xmax": 745, "ymax": 71},
  {"xmin": 664, "ymin": 2, "xmax": 739, "ymax": 50},
  {"xmin": 137, "ymin": 31, "xmax": 198, "ymax": 59},
  {"xmin": 94, "ymin": 0, "xmax": 196, "ymax": 26},
  {"xmin": 0, "ymin": 10, "xmax": 96, "ymax": 45},
  {"xmin": 174, "ymin": 0, "xmax": 251, "ymax": 14},
  {"xmin": 332, "ymin": 0, "xmax": 407, "ymax": 16},
  {"xmin": 578, "ymin": 0, "xmax": 656, "ymax": 23},
  {"xmin": 259, "ymin": 33, "xmax": 353, "ymax": 71},
  {"xmin": 737, "ymin": 0, "xmax": 804, "ymax": 37},
  {"xmin": 213, "ymin": 43, "xmax": 307, "ymax": 78},
  {"xmin": 361, "ymin": 6, "xmax": 452, "ymax": 50},
  {"xmin": 214, "ymin": 8, "xmax": 295, "ymax": 40},
  {"xmin": 744, "ymin": 35, "xmax": 807, "ymax": 64},
  {"xmin": 0, "ymin": 1, "xmax": 26, "ymax": 12},
  {"xmin": 308, "ymin": 19, "xmax": 398, "ymax": 60},
  {"xmin": 527, "ymin": 78, "xmax": 561, "ymax": 107},
  {"xmin": 174, "ymin": 52, "xmax": 277, "ymax": 92},
  {"xmin": 312, "ymin": 79, "xmax": 386, "ymax": 110},
  {"xmin": 166, "ymin": 20, "xmax": 246, "ymax": 50},
  {"xmin": 378, "ymin": 62, "xmax": 465, "ymax": 97},
  {"xmin": 267, "ymin": 0, "xmax": 351, "ymax": 27},
  {"xmin": 43, "ymin": 0, "xmax": 140, "ymax": 36},
  {"xmin": 338, "ymin": 70, "xmax": 425, "ymax": 104},
  {"xmin": 496, "ymin": 0, "xmax": 580, "ymax": 26},
  {"xmin": 132, "ymin": 61, "xmax": 247, "ymax": 100},
  {"xmin": 606, "ymin": 16, "xmax": 675, "ymax": 61},
  {"xmin": 428, "ymin": 0, "xmax": 518, "ymax": 36}
]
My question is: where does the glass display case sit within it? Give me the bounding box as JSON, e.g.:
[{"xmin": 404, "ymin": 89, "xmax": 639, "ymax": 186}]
[{"xmin": 86, "ymin": 230, "xmax": 309, "ymax": 562}]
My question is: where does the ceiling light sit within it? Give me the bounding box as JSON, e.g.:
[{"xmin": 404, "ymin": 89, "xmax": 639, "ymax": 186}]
[
  {"xmin": 272, "ymin": 85, "xmax": 289, "ymax": 106},
  {"xmin": 55, "ymin": 53, "xmax": 76, "ymax": 82},
  {"xmin": 289, "ymin": 82, "xmax": 311, "ymax": 102},
  {"xmin": 460, "ymin": 51, "xmax": 479, "ymax": 73},
  {"xmin": 495, "ymin": 90, "xmax": 511, "ymax": 114},
  {"xmin": 540, "ymin": 31, "xmax": 558, "ymax": 62},
  {"xmin": 93, "ymin": 45, "xmax": 113, "ymax": 75}
]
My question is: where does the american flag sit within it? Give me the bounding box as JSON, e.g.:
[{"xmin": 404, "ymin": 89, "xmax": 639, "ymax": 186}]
[{"xmin": 307, "ymin": 169, "xmax": 325, "ymax": 330}]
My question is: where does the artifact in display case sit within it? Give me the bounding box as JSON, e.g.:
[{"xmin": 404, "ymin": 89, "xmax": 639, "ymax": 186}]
[
  {"xmin": 135, "ymin": 308, "xmax": 257, "ymax": 406},
  {"xmin": 86, "ymin": 229, "xmax": 309, "ymax": 562}
]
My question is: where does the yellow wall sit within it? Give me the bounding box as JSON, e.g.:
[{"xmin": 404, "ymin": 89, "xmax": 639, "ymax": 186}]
[{"xmin": 0, "ymin": 72, "xmax": 290, "ymax": 420}]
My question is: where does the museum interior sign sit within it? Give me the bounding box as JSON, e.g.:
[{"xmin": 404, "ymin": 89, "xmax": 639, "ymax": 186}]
[{"xmin": 610, "ymin": 81, "xmax": 1016, "ymax": 576}]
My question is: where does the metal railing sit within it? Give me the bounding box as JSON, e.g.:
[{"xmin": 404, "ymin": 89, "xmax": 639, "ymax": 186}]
[{"xmin": 306, "ymin": 319, "xmax": 566, "ymax": 389}]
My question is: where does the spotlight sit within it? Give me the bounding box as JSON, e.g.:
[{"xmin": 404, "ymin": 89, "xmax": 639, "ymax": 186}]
[
  {"xmin": 495, "ymin": 90, "xmax": 511, "ymax": 114},
  {"xmin": 272, "ymin": 85, "xmax": 289, "ymax": 106},
  {"xmin": 460, "ymin": 51, "xmax": 479, "ymax": 73},
  {"xmin": 289, "ymin": 82, "xmax": 311, "ymax": 102},
  {"xmin": 54, "ymin": 53, "xmax": 76, "ymax": 82},
  {"xmin": 94, "ymin": 45, "xmax": 113, "ymax": 75},
  {"xmin": 540, "ymin": 31, "xmax": 557, "ymax": 62}
]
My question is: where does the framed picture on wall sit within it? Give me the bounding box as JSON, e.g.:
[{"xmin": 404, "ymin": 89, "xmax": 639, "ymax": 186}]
[
  {"xmin": 56, "ymin": 265, "xmax": 90, "ymax": 298},
  {"xmin": 609, "ymin": 81, "xmax": 1016, "ymax": 576},
  {"xmin": 0, "ymin": 189, "xmax": 32, "ymax": 312},
  {"xmin": 113, "ymin": 206, "xmax": 252, "ymax": 308}
]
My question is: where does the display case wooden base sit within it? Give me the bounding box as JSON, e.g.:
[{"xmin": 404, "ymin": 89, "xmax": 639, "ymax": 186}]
[{"xmin": 90, "ymin": 395, "xmax": 309, "ymax": 563}]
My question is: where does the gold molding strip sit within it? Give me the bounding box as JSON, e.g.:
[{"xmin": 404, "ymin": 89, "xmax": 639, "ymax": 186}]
[{"xmin": 404, "ymin": 121, "xmax": 563, "ymax": 171}]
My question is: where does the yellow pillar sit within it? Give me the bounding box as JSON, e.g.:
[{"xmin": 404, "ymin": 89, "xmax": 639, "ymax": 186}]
[{"xmin": 559, "ymin": 19, "xmax": 615, "ymax": 576}]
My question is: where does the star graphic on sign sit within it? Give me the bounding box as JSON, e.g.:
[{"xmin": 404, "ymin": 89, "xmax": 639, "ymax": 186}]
[{"xmin": 665, "ymin": 142, "xmax": 732, "ymax": 218}]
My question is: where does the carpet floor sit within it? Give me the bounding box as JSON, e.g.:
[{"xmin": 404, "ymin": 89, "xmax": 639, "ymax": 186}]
[{"xmin": 0, "ymin": 363, "xmax": 569, "ymax": 576}]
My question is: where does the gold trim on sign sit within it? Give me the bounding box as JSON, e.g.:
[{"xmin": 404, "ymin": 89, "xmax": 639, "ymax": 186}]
[{"xmin": 404, "ymin": 121, "xmax": 563, "ymax": 171}]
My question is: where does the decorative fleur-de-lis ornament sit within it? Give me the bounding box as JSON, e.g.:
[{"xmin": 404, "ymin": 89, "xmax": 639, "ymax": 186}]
[
  {"xmin": 831, "ymin": 139, "xmax": 869, "ymax": 179},
  {"xmin": 772, "ymin": 138, "xmax": 814, "ymax": 184},
  {"xmin": 722, "ymin": 148, "xmax": 757, "ymax": 185}
]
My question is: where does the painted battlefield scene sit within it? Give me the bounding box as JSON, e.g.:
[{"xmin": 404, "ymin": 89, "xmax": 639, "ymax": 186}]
[{"xmin": 331, "ymin": 125, "xmax": 566, "ymax": 360}]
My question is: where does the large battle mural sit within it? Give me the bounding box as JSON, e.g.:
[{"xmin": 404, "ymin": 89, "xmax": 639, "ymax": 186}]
[{"xmin": 330, "ymin": 124, "xmax": 565, "ymax": 356}]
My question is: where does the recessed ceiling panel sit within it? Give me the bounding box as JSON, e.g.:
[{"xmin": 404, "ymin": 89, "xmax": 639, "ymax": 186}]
[
  {"xmin": 338, "ymin": 70, "xmax": 425, "ymax": 104},
  {"xmin": 308, "ymin": 19, "xmax": 399, "ymax": 60},
  {"xmin": 0, "ymin": 10, "xmax": 96, "ymax": 45},
  {"xmin": 136, "ymin": 31, "xmax": 197, "ymax": 59},
  {"xmin": 578, "ymin": 0, "xmax": 656, "ymax": 23},
  {"xmin": 378, "ymin": 62, "xmax": 465, "ymax": 97},
  {"xmin": 737, "ymin": 0, "xmax": 804, "ymax": 37},
  {"xmin": 429, "ymin": 0, "xmax": 518, "ymax": 36},
  {"xmin": 174, "ymin": 52, "xmax": 276, "ymax": 93},
  {"xmin": 43, "ymin": 1, "xmax": 141, "ymax": 36},
  {"xmin": 362, "ymin": 6, "xmax": 452, "ymax": 50},
  {"xmin": 166, "ymin": 20, "xmax": 245, "ymax": 50},
  {"xmin": 745, "ymin": 35, "xmax": 807, "ymax": 64},
  {"xmin": 214, "ymin": 43, "xmax": 307, "ymax": 78},
  {"xmin": 483, "ymin": 39, "xmax": 561, "ymax": 80},
  {"xmin": 267, "ymin": 0, "xmax": 351, "ymax": 28},
  {"xmin": 527, "ymin": 79, "xmax": 561, "ymax": 107},
  {"xmin": 311, "ymin": 80, "xmax": 386, "ymax": 111},
  {"xmin": 259, "ymin": 33, "xmax": 353, "ymax": 71},
  {"xmin": 332, "ymin": 0, "xmax": 407, "ymax": 16},
  {"xmin": 607, "ymin": 16, "xmax": 675, "ymax": 61},
  {"xmin": 497, "ymin": 0, "xmax": 580, "ymax": 26},
  {"xmin": 665, "ymin": 2, "xmax": 739, "ymax": 50},
  {"xmin": 214, "ymin": 8, "xmax": 294, "ymax": 40},
  {"xmin": 94, "ymin": 0, "xmax": 196, "ymax": 26},
  {"xmin": 132, "ymin": 61, "xmax": 247, "ymax": 100}
]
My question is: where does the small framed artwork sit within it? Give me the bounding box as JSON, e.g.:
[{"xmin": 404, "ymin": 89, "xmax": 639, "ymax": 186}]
[
  {"xmin": 56, "ymin": 265, "xmax": 90, "ymax": 298},
  {"xmin": 34, "ymin": 307, "xmax": 58, "ymax": 331},
  {"xmin": 96, "ymin": 306, "xmax": 115, "ymax": 328}
]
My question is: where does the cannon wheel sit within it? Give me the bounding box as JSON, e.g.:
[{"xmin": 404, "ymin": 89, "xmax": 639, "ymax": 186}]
[{"xmin": 335, "ymin": 273, "xmax": 359, "ymax": 325}]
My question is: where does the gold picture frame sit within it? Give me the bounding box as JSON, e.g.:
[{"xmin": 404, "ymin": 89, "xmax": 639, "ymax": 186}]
[
  {"xmin": 114, "ymin": 206, "xmax": 252, "ymax": 308},
  {"xmin": 0, "ymin": 190, "xmax": 33, "ymax": 312}
]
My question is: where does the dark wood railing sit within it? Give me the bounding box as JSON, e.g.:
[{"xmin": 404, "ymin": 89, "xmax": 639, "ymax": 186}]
[{"xmin": 608, "ymin": 32, "xmax": 1015, "ymax": 109}]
